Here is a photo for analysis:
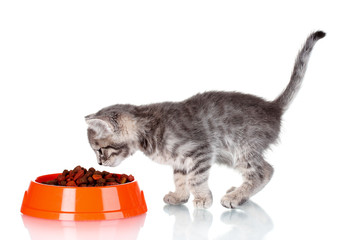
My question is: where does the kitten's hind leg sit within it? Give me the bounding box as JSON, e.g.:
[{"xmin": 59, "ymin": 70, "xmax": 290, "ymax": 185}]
[
  {"xmin": 164, "ymin": 169, "xmax": 190, "ymax": 205},
  {"xmin": 221, "ymin": 152, "xmax": 273, "ymax": 209}
]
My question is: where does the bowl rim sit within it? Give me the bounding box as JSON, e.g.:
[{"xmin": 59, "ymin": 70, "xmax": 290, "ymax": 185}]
[{"xmin": 34, "ymin": 173, "xmax": 137, "ymax": 188}]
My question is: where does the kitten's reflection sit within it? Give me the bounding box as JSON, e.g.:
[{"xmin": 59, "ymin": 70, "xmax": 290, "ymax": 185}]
[
  {"xmin": 164, "ymin": 201, "xmax": 273, "ymax": 240},
  {"xmin": 164, "ymin": 205, "xmax": 212, "ymax": 240},
  {"xmin": 218, "ymin": 201, "xmax": 273, "ymax": 240}
]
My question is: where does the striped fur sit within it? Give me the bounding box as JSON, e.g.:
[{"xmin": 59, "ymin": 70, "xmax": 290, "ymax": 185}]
[{"xmin": 86, "ymin": 31, "xmax": 325, "ymax": 208}]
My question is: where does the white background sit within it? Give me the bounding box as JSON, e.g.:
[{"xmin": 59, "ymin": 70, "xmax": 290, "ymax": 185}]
[{"xmin": 1, "ymin": 1, "xmax": 346, "ymax": 239}]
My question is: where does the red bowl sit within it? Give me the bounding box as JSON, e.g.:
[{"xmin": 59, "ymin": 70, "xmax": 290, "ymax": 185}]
[{"xmin": 21, "ymin": 173, "xmax": 147, "ymax": 221}]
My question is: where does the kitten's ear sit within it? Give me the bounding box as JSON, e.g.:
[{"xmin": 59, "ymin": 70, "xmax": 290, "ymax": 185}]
[{"xmin": 85, "ymin": 115, "xmax": 114, "ymax": 139}]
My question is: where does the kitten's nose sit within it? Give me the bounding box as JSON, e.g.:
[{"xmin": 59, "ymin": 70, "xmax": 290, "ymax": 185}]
[{"xmin": 98, "ymin": 162, "xmax": 102, "ymax": 165}]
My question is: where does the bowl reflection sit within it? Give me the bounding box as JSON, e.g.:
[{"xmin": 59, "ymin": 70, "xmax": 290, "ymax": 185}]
[{"xmin": 21, "ymin": 213, "xmax": 146, "ymax": 240}]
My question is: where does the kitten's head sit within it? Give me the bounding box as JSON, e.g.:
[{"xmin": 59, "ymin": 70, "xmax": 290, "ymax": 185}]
[{"xmin": 85, "ymin": 108, "xmax": 139, "ymax": 167}]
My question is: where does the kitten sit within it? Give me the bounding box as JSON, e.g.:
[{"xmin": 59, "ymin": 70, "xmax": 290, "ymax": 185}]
[{"xmin": 85, "ymin": 31, "xmax": 325, "ymax": 209}]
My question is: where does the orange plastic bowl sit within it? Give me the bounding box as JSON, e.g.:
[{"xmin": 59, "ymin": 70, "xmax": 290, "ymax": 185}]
[{"xmin": 21, "ymin": 173, "xmax": 147, "ymax": 221}]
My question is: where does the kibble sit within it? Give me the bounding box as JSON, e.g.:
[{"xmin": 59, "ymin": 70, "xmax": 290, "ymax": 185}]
[{"xmin": 42, "ymin": 165, "xmax": 135, "ymax": 187}]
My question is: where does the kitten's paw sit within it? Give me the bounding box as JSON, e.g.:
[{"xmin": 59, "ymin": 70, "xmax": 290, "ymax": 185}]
[
  {"xmin": 163, "ymin": 191, "xmax": 189, "ymax": 205},
  {"xmin": 220, "ymin": 192, "xmax": 248, "ymax": 209},
  {"xmin": 193, "ymin": 196, "xmax": 213, "ymax": 209}
]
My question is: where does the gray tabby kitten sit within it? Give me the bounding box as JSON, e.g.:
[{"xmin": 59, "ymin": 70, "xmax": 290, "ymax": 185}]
[{"xmin": 85, "ymin": 31, "xmax": 325, "ymax": 209}]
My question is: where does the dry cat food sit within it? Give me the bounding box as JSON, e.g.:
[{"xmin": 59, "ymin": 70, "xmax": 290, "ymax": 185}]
[{"xmin": 42, "ymin": 165, "xmax": 135, "ymax": 187}]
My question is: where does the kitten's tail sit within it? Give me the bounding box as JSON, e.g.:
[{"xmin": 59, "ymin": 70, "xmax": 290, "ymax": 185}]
[{"xmin": 274, "ymin": 31, "xmax": 325, "ymax": 111}]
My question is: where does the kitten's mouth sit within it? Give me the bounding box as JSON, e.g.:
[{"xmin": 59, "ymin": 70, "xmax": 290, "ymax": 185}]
[
  {"xmin": 97, "ymin": 149, "xmax": 104, "ymax": 165},
  {"xmin": 97, "ymin": 149, "xmax": 102, "ymax": 155}
]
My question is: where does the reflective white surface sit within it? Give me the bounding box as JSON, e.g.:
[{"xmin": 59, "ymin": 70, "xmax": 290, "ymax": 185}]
[{"xmin": 21, "ymin": 201, "xmax": 274, "ymax": 240}]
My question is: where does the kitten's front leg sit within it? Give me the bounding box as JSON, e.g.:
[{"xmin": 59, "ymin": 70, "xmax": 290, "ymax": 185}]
[
  {"xmin": 164, "ymin": 169, "xmax": 190, "ymax": 205},
  {"xmin": 187, "ymin": 160, "xmax": 213, "ymax": 209}
]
